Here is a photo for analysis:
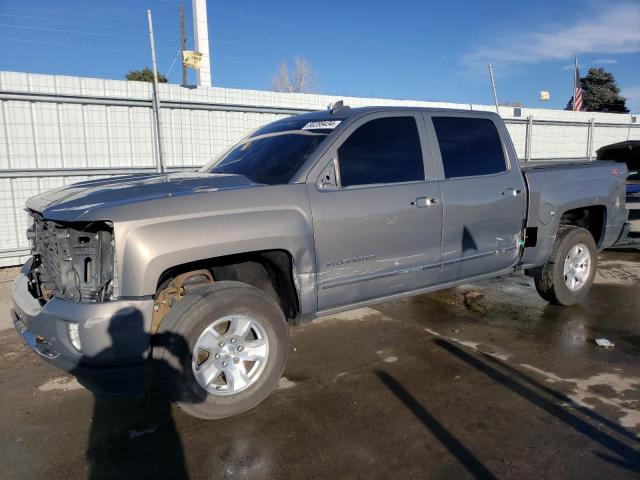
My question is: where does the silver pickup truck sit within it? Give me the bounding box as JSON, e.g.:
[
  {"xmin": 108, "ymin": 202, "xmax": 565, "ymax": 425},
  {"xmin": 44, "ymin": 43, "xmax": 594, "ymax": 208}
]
[{"xmin": 11, "ymin": 104, "xmax": 629, "ymax": 419}]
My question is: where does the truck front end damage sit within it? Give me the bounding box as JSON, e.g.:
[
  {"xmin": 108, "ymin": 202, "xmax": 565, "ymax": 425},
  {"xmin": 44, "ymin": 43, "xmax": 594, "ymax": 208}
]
[
  {"xmin": 28, "ymin": 213, "xmax": 117, "ymax": 303},
  {"xmin": 11, "ymin": 212, "xmax": 153, "ymax": 395}
]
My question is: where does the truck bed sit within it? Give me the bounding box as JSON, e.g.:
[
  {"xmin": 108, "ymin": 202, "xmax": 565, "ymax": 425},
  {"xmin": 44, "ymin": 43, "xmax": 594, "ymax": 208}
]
[{"xmin": 519, "ymin": 159, "xmax": 628, "ymax": 268}]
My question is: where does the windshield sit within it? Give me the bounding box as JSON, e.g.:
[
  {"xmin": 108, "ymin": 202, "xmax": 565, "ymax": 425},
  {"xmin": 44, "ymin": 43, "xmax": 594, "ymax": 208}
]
[
  {"xmin": 202, "ymin": 132, "xmax": 327, "ymax": 185},
  {"xmin": 200, "ymin": 116, "xmax": 342, "ymax": 185}
]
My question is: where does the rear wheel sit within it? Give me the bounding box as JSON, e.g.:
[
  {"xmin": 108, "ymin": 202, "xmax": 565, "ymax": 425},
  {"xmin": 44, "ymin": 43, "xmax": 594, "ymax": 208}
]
[
  {"xmin": 152, "ymin": 281, "xmax": 289, "ymax": 419},
  {"xmin": 533, "ymin": 226, "xmax": 597, "ymax": 305}
]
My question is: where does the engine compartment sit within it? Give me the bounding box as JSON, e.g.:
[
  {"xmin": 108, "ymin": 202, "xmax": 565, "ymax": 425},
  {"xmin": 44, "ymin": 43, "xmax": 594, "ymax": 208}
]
[{"xmin": 28, "ymin": 212, "xmax": 115, "ymax": 303}]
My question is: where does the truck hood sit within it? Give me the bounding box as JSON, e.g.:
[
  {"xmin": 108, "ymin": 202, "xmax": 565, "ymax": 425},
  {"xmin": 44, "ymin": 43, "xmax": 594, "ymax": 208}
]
[{"xmin": 27, "ymin": 171, "xmax": 258, "ymax": 221}]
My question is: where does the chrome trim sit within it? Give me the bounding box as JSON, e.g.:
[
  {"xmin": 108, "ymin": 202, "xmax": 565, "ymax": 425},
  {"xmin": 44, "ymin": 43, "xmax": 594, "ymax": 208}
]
[
  {"xmin": 334, "ymin": 178, "xmax": 431, "ymax": 192},
  {"xmin": 442, "ymin": 250, "xmax": 496, "ymax": 266},
  {"xmin": 320, "ymin": 247, "xmax": 517, "ymax": 290},
  {"xmin": 13, "ymin": 315, "xmax": 60, "ymax": 360},
  {"xmin": 320, "ymin": 261, "xmax": 441, "ymax": 290}
]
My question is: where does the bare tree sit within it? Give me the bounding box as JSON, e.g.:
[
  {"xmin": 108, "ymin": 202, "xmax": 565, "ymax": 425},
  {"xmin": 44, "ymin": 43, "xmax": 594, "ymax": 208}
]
[
  {"xmin": 272, "ymin": 62, "xmax": 292, "ymax": 92},
  {"xmin": 271, "ymin": 57, "xmax": 314, "ymax": 93},
  {"xmin": 292, "ymin": 57, "xmax": 312, "ymax": 92}
]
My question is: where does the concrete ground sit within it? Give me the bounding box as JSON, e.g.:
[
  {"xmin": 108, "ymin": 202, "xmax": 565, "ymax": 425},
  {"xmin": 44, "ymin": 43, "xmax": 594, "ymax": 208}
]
[
  {"xmin": 0, "ymin": 251, "xmax": 638, "ymax": 479},
  {"xmin": 0, "ymin": 267, "xmax": 18, "ymax": 331}
]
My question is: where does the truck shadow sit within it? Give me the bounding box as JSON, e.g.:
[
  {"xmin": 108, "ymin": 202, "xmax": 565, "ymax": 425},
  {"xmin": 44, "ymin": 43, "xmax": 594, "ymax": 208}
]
[
  {"xmin": 375, "ymin": 370, "xmax": 497, "ymax": 480},
  {"xmin": 433, "ymin": 338, "xmax": 640, "ymax": 474},
  {"xmin": 70, "ymin": 309, "xmax": 201, "ymax": 480}
]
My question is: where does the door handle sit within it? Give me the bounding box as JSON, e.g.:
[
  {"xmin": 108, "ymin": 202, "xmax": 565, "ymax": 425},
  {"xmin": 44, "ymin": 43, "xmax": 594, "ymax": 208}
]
[
  {"xmin": 502, "ymin": 188, "xmax": 523, "ymax": 197},
  {"xmin": 412, "ymin": 197, "xmax": 439, "ymax": 208}
]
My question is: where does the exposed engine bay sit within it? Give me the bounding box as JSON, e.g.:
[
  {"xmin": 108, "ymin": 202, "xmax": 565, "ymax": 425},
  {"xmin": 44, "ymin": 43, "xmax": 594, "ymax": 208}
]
[{"xmin": 27, "ymin": 212, "xmax": 115, "ymax": 303}]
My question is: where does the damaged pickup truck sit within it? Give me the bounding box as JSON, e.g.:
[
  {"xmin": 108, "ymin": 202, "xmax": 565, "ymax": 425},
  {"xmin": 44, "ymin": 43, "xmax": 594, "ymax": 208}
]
[{"xmin": 12, "ymin": 104, "xmax": 629, "ymax": 419}]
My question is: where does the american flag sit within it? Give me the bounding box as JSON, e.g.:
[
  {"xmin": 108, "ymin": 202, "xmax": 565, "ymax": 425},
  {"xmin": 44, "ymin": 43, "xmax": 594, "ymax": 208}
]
[{"xmin": 573, "ymin": 61, "xmax": 583, "ymax": 111}]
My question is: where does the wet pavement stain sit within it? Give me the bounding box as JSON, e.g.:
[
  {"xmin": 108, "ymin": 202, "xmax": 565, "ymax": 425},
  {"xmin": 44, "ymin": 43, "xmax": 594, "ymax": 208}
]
[{"xmin": 0, "ymin": 250, "xmax": 638, "ymax": 479}]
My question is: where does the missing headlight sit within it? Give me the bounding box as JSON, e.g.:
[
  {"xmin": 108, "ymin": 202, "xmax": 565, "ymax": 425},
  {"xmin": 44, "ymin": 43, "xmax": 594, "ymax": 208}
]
[{"xmin": 29, "ymin": 213, "xmax": 115, "ymax": 303}]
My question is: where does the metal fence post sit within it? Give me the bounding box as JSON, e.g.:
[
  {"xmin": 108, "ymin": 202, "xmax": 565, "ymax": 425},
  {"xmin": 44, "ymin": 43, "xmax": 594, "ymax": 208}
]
[
  {"xmin": 525, "ymin": 115, "xmax": 533, "ymax": 162},
  {"xmin": 586, "ymin": 118, "xmax": 595, "ymax": 160},
  {"xmin": 147, "ymin": 10, "xmax": 165, "ymax": 173}
]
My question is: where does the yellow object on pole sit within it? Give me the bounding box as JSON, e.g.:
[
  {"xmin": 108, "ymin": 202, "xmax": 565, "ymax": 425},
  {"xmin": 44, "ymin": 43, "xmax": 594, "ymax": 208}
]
[{"xmin": 182, "ymin": 51, "xmax": 203, "ymax": 69}]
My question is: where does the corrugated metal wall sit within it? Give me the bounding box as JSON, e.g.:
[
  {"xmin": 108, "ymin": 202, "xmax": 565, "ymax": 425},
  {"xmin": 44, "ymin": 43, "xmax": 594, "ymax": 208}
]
[{"xmin": 1, "ymin": 71, "xmax": 638, "ymax": 266}]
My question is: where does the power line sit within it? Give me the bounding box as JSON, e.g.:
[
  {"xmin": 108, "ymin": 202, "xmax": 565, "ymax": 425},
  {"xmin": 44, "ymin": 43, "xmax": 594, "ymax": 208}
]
[
  {"xmin": 166, "ymin": 49, "xmax": 183, "ymax": 78},
  {"xmin": 0, "ymin": 36, "xmax": 259, "ymax": 66},
  {"xmin": 0, "ymin": 23, "xmax": 147, "ymax": 40},
  {"xmin": 0, "ymin": 8, "xmax": 168, "ymax": 30},
  {"xmin": 0, "ymin": 13, "xmax": 153, "ymax": 34},
  {"xmin": 0, "ymin": 21, "xmax": 249, "ymax": 46},
  {"xmin": 0, "ymin": 37, "xmax": 147, "ymax": 59}
]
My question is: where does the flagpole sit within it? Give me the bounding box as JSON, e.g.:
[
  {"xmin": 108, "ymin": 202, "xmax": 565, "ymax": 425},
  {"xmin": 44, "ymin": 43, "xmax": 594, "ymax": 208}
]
[
  {"xmin": 488, "ymin": 63, "xmax": 499, "ymax": 113},
  {"xmin": 572, "ymin": 56, "xmax": 578, "ymax": 111}
]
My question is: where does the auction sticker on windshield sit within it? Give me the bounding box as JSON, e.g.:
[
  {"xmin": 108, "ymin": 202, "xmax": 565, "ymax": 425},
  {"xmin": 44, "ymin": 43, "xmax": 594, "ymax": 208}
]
[{"xmin": 301, "ymin": 120, "xmax": 342, "ymax": 130}]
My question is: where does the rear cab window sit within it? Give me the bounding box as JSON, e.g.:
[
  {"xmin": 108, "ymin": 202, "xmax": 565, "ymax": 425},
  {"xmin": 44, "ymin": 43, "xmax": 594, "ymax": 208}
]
[
  {"xmin": 432, "ymin": 116, "xmax": 506, "ymax": 179},
  {"xmin": 337, "ymin": 116, "xmax": 425, "ymax": 187}
]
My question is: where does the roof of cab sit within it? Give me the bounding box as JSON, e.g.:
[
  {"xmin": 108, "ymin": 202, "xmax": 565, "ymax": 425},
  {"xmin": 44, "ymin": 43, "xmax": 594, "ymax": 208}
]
[{"xmin": 289, "ymin": 105, "xmax": 501, "ymax": 121}]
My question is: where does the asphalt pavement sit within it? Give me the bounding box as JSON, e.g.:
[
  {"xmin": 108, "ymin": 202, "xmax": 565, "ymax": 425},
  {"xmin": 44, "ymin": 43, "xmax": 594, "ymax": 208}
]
[{"xmin": 0, "ymin": 250, "xmax": 638, "ymax": 479}]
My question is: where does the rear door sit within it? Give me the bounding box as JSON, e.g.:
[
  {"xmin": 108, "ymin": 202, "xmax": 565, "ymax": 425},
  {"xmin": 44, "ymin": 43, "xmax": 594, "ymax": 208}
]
[
  {"xmin": 307, "ymin": 112, "xmax": 443, "ymax": 311},
  {"xmin": 423, "ymin": 113, "xmax": 526, "ymax": 281}
]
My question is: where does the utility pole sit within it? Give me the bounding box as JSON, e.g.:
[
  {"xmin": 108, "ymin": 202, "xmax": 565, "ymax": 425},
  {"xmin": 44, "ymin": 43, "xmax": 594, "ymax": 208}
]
[
  {"xmin": 179, "ymin": 2, "xmax": 187, "ymax": 87},
  {"xmin": 488, "ymin": 63, "xmax": 499, "ymax": 114},
  {"xmin": 147, "ymin": 9, "xmax": 165, "ymax": 173}
]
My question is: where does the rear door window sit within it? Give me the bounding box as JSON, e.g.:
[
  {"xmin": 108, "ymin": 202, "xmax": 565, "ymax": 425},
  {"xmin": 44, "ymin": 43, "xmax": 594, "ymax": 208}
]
[
  {"xmin": 338, "ymin": 116, "xmax": 424, "ymax": 187},
  {"xmin": 432, "ymin": 117, "xmax": 506, "ymax": 178}
]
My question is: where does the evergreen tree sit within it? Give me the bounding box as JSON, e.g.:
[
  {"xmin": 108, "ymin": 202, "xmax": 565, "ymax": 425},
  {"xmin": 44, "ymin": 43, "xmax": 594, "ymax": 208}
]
[
  {"xmin": 126, "ymin": 67, "xmax": 168, "ymax": 83},
  {"xmin": 566, "ymin": 68, "xmax": 628, "ymax": 113}
]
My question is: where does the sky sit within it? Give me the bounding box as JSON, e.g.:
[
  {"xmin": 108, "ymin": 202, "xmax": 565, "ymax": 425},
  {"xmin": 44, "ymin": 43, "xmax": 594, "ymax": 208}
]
[{"xmin": 0, "ymin": 0, "xmax": 638, "ymax": 112}]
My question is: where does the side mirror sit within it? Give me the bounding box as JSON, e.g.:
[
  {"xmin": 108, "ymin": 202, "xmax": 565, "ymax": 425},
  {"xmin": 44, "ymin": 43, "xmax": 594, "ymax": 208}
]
[{"xmin": 317, "ymin": 160, "xmax": 339, "ymax": 190}]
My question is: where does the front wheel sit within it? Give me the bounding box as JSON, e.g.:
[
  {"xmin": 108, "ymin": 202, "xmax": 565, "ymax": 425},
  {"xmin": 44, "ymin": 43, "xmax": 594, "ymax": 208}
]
[
  {"xmin": 533, "ymin": 226, "xmax": 597, "ymax": 306},
  {"xmin": 152, "ymin": 281, "xmax": 289, "ymax": 419}
]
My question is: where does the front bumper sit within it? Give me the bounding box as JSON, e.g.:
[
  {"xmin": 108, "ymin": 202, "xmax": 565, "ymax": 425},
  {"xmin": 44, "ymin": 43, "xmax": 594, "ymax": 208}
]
[{"xmin": 12, "ymin": 258, "xmax": 155, "ymax": 395}]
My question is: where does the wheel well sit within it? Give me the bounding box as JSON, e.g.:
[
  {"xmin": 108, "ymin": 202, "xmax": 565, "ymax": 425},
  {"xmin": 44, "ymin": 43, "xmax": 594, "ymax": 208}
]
[
  {"xmin": 559, "ymin": 205, "xmax": 606, "ymax": 245},
  {"xmin": 154, "ymin": 250, "xmax": 300, "ymax": 331}
]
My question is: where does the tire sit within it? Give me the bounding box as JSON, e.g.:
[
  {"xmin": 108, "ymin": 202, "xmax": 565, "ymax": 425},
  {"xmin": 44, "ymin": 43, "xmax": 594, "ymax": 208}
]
[
  {"xmin": 533, "ymin": 226, "xmax": 597, "ymax": 306},
  {"xmin": 152, "ymin": 281, "xmax": 289, "ymax": 419}
]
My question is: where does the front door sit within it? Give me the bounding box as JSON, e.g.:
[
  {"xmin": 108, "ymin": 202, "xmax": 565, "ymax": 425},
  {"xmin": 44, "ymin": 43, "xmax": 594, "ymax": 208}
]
[
  {"xmin": 424, "ymin": 113, "xmax": 527, "ymax": 281},
  {"xmin": 307, "ymin": 112, "xmax": 443, "ymax": 311}
]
